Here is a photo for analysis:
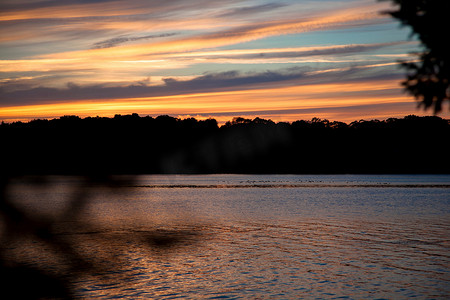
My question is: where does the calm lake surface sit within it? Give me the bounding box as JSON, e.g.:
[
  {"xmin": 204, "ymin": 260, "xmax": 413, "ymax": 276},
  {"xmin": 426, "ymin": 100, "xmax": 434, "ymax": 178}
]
[{"xmin": 5, "ymin": 174, "xmax": 450, "ymax": 299}]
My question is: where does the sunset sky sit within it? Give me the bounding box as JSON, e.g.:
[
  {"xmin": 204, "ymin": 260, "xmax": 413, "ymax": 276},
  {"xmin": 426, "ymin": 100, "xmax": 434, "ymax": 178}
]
[{"xmin": 1, "ymin": 0, "xmax": 448, "ymax": 123}]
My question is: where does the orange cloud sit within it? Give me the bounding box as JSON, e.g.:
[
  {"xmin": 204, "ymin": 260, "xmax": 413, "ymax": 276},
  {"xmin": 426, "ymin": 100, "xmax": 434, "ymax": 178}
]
[
  {"xmin": 0, "ymin": 1, "xmax": 149, "ymax": 22},
  {"xmin": 40, "ymin": 4, "xmax": 387, "ymax": 61},
  {"xmin": 2, "ymin": 78, "xmax": 442, "ymax": 124}
]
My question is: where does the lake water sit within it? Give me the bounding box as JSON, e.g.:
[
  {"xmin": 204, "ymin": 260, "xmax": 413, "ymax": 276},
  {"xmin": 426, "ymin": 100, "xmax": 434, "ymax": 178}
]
[{"xmin": 3, "ymin": 174, "xmax": 450, "ymax": 299}]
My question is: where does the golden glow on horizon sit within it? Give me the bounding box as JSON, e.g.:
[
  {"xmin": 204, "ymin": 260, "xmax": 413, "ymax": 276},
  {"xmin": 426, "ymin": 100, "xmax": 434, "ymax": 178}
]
[{"xmin": 0, "ymin": 79, "xmax": 435, "ymax": 124}]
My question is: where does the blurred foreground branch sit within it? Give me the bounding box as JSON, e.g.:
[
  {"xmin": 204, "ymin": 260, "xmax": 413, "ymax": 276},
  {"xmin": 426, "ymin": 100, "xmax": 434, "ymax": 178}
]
[{"xmin": 0, "ymin": 175, "xmax": 201, "ymax": 299}]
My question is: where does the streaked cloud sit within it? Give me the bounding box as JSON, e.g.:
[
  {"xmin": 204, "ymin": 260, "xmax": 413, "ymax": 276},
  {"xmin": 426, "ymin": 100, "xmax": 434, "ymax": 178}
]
[
  {"xmin": 166, "ymin": 42, "xmax": 411, "ymax": 63},
  {"xmin": 92, "ymin": 33, "xmax": 178, "ymax": 49},
  {"xmin": 0, "ymin": 64, "xmax": 405, "ymax": 106},
  {"xmin": 217, "ymin": 3, "xmax": 287, "ymax": 18},
  {"xmin": 39, "ymin": 4, "xmax": 388, "ymax": 61}
]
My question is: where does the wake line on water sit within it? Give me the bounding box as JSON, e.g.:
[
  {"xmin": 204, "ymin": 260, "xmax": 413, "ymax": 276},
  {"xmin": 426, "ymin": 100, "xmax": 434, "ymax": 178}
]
[{"xmin": 131, "ymin": 184, "xmax": 450, "ymax": 189}]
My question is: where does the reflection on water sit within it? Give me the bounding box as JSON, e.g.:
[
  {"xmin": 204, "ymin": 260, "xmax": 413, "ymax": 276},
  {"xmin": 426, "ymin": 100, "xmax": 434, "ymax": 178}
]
[
  {"xmin": 67, "ymin": 220, "xmax": 449, "ymax": 299},
  {"xmin": 2, "ymin": 175, "xmax": 450, "ymax": 299}
]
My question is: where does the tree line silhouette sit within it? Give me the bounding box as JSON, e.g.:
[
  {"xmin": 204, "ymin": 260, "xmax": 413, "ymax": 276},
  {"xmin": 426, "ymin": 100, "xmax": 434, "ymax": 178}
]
[{"xmin": 1, "ymin": 114, "xmax": 449, "ymax": 175}]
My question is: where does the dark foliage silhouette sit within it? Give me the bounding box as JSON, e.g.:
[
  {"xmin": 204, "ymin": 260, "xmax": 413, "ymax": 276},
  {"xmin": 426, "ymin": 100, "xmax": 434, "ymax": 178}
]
[{"xmin": 383, "ymin": 0, "xmax": 450, "ymax": 112}]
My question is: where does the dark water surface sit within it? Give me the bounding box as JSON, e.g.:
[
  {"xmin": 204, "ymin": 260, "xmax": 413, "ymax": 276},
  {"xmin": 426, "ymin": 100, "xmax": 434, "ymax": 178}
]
[{"xmin": 4, "ymin": 175, "xmax": 450, "ymax": 299}]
